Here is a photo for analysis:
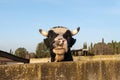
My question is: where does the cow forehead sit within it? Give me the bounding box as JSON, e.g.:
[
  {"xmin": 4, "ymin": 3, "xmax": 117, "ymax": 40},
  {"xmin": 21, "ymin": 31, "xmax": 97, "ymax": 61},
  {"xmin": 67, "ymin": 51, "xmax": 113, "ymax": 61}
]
[{"xmin": 51, "ymin": 28, "xmax": 69, "ymax": 34}]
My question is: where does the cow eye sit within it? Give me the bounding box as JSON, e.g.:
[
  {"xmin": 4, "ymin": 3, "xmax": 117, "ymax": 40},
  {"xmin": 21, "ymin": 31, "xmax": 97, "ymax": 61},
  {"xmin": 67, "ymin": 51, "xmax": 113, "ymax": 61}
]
[
  {"xmin": 63, "ymin": 30, "xmax": 72, "ymax": 39},
  {"xmin": 63, "ymin": 33, "xmax": 71, "ymax": 39},
  {"xmin": 48, "ymin": 35, "xmax": 54, "ymax": 38},
  {"xmin": 64, "ymin": 35, "xmax": 67, "ymax": 38},
  {"xmin": 48, "ymin": 30, "xmax": 58, "ymax": 38},
  {"xmin": 48, "ymin": 33, "xmax": 58, "ymax": 39},
  {"xmin": 63, "ymin": 35, "xmax": 70, "ymax": 39}
]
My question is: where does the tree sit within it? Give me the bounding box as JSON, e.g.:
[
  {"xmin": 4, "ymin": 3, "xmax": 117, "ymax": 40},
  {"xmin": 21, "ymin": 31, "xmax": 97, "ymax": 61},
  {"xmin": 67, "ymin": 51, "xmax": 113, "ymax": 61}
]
[
  {"xmin": 83, "ymin": 42, "xmax": 87, "ymax": 49},
  {"xmin": 88, "ymin": 42, "xmax": 94, "ymax": 54},
  {"xmin": 10, "ymin": 49, "xmax": 13, "ymax": 54},
  {"xmin": 112, "ymin": 40, "xmax": 116, "ymax": 54},
  {"xmin": 15, "ymin": 47, "xmax": 28, "ymax": 58},
  {"xmin": 36, "ymin": 42, "xmax": 50, "ymax": 58},
  {"xmin": 29, "ymin": 52, "xmax": 36, "ymax": 58}
]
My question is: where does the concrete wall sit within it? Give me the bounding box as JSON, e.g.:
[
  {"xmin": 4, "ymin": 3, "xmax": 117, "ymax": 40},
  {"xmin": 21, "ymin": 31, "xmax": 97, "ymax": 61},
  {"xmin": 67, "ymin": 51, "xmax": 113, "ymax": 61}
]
[
  {"xmin": 30, "ymin": 58, "xmax": 50, "ymax": 63},
  {"xmin": 0, "ymin": 60, "xmax": 120, "ymax": 80}
]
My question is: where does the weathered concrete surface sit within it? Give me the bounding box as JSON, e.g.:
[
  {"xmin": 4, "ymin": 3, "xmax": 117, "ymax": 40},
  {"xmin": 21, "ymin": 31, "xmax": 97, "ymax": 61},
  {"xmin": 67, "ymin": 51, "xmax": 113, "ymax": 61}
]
[
  {"xmin": 0, "ymin": 60, "xmax": 120, "ymax": 80},
  {"xmin": 0, "ymin": 64, "xmax": 42, "ymax": 80}
]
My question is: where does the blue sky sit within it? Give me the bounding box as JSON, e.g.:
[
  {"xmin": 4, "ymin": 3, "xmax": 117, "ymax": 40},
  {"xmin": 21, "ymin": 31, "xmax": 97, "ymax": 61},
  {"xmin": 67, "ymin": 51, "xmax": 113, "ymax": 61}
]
[{"xmin": 0, "ymin": 0, "xmax": 120, "ymax": 53}]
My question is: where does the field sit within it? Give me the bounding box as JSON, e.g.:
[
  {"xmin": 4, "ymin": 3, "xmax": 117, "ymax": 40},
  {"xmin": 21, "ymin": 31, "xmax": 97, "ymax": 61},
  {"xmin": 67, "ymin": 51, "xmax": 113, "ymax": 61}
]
[{"xmin": 30, "ymin": 55, "xmax": 120, "ymax": 63}]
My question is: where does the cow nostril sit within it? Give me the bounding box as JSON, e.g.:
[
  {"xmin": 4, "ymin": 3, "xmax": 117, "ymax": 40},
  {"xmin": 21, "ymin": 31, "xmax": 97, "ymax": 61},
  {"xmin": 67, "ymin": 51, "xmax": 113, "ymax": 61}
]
[
  {"xmin": 53, "ymin": 38, "xmax": 66, "ymax": 47},
  {"xmin": 58, "ymin": 38, "xmax": 63, "ymax": 41},
  {"xmin": 58, "ymin": 39, "xmax": 61, "ymax": 40}
]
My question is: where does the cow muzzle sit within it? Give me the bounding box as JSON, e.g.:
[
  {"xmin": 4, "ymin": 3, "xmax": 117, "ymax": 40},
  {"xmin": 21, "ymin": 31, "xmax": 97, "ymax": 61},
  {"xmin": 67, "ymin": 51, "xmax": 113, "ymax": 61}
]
[
  {"xmin": 53, "ymin": 38, "xmax": 68, "ymax": 54},
  {"xmin": 53, "ymin": 37, "xmax": 68, "ymax": 62}
]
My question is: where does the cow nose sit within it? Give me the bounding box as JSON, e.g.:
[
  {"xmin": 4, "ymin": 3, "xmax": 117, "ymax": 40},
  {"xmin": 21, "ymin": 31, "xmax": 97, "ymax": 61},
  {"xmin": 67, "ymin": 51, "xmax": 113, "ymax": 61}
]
[
  {"xmin": 53, "ymin": 38, "xmax": 65, "ymax": 47},
  {"xmin": 58, "ymin": 38, "xmax": 64, "ymax": 46}
]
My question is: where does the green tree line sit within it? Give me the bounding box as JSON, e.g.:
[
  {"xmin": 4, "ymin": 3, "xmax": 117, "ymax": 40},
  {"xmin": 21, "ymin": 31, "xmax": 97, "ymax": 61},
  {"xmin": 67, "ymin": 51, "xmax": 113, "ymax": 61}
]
[
  {"xmin": 14, "ymin": 42, "xmax": 50, "ymax": 58},
  {"xmin": 89, "ymin": 39, "xmax": 120, "ymax": 55},
  {"xmin": 14, "ymin": 38, "xmax": 120, "ymax": 58}
]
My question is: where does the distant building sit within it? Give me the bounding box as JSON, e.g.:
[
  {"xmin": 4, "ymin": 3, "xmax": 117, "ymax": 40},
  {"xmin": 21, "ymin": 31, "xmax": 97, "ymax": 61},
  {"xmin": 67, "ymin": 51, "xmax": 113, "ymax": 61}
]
[
  {"xmin": 71, "ymin": 49, "xmax": 94, "ymax": 56},
  {"xmin": 0, "ymin": 50, "xmax": 29, "ymax": 65},
  {"xmin": 71, "ymin": 49, "xmax": 82, "ymax": 56}
]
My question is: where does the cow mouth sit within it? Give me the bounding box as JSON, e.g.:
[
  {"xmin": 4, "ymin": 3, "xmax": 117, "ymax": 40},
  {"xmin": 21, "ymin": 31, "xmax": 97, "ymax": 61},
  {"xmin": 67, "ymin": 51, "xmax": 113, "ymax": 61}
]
[
  {"xmin": 53, "ymin": 48, "xmax": 65, "ymax": 62},
  {"xmin": 55, "ymin": 48, "xmax": 64, "ymax": 50},
  {"xmin": 53, "ymin": 48, "xmax": 66, "ymax": 55}
]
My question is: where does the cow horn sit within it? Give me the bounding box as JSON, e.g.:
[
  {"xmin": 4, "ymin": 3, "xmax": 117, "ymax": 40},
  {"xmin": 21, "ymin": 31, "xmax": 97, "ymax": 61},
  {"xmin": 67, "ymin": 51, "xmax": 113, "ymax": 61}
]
[
  {"xmin": 39, "ymin": 29, "xmax": 48, "ymax": 37},
  {"xmin": 71, "ymin": 27, "xmax": 80, "ymax": 36}
]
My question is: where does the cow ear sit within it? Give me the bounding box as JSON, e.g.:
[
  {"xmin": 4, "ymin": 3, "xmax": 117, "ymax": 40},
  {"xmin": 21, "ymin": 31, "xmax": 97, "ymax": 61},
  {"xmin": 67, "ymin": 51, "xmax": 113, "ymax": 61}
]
[
  {"xmin": 71, "ymin": 27, "xmax": 80, "ymax": 36},
  {"xmin": 39, "ymin": 29, "xmax": 48, "ymax": 37},
  {"xmin": 69, "ymin": 38, "xmax": 76, "ymax": 47}
]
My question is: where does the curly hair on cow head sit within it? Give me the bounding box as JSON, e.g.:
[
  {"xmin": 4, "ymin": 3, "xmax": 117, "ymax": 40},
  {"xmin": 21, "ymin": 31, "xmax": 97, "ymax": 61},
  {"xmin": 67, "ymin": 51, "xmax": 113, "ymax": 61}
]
[{"xmin": 52, "ymin": 26, "xmax": 67, "ymax": 29}]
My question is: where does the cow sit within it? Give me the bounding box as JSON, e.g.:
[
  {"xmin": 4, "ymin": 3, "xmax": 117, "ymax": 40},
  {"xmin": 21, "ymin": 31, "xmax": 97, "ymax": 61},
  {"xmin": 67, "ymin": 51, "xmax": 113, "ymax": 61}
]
[{"xmin": 39, "ymin": 26, "xmax": 80, "ymax": 62}]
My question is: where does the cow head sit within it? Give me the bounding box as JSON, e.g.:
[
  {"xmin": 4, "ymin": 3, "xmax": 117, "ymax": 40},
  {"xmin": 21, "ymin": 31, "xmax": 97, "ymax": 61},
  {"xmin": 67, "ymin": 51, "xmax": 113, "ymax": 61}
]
[{"xmin": 39, "ymin": 26, "xmax": 80, "ymax": 62}]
